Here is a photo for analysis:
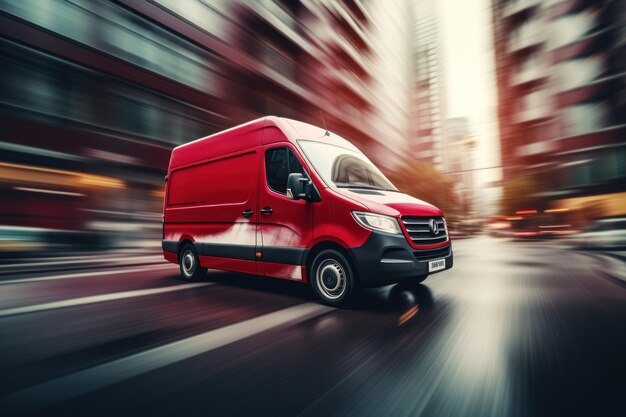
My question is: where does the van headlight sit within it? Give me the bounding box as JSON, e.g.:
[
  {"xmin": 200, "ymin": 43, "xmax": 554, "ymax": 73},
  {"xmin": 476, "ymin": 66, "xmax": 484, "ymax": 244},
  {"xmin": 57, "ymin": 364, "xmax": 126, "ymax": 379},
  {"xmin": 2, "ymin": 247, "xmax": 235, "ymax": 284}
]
[{"xmin": 352, "ymin": 211, "xmax": 402, "ymax": 235}]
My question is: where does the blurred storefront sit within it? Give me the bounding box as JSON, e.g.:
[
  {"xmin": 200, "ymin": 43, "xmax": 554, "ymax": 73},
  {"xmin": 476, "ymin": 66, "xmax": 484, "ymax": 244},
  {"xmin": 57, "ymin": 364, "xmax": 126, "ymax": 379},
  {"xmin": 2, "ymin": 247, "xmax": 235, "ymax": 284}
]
[
  {"xmin": 552, "ymin": 191, "xmax": 626, "ymax": 219},
  {"xmin": 0, "ymin": 0, "xmax": 414, "ymax": 254}
]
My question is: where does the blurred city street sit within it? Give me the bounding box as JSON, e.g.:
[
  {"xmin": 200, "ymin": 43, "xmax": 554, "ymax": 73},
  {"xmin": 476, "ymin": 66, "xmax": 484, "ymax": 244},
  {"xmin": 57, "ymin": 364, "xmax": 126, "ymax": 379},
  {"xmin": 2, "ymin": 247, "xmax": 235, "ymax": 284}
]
[
  {"xmin": 1, "ymin": 0, "xmax": 625, "ymax": 416},
  {"xmin": 1, "ymin": 236, "xmax": 624, "ymax": 416}
]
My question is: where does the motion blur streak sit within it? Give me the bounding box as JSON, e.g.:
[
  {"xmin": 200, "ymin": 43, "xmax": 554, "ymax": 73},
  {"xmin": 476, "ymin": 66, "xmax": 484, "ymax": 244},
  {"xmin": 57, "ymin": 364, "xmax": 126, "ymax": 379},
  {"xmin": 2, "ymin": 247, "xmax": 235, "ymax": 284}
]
[
  {"xmin": 0, "ymin": 282, "xmax": 212, "ymax": 317},
  {"xmin": 0, "ymin": 238, "xmax": 624, "ymax": 416},
  {"xmin": 0, "ymin": 0, "xmax": 622, "ymax": 256},
  {"xmin": 0, "ymin": 0, "xmax": 415, "ymax": 256},
  {"xmin": 0, "ymin": 254, "xmax": 165, "ymax": 271},
  {"xmin": 0, "ymin": 265, "xmax": 171, "ymax": 285},
  {"xmin": 0, "ymin": 303, "xmax": 330, "ymax": 413}
]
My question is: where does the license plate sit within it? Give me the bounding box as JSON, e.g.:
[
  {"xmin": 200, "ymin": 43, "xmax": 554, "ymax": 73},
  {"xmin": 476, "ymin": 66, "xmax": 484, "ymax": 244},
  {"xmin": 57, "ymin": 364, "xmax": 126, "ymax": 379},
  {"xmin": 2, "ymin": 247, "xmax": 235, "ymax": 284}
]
[{"xmin": 428, "ymin": 258, "xmax": 446, "ymax": 272}]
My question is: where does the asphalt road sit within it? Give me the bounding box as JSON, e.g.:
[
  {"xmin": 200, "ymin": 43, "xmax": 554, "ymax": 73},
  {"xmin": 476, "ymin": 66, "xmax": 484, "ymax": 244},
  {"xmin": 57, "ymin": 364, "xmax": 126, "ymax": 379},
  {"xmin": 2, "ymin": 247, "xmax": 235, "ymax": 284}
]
[{"xmin": 0, "ymin": 236, "xmax": 624, "ymax": 417}]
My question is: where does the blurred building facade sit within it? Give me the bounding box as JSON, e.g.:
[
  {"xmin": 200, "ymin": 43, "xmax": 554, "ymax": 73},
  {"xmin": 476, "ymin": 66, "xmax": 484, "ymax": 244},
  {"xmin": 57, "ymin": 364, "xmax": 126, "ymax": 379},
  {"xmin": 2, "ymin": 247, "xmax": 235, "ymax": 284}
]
[
  {"xmin": 410, "ymin": 4, "xmax": 446, "ymax": 169},
  {"xmin": 442, "ymin": 118, "xmax": 475, "ymax": 215},
  {"xmin": 0, "ymin": 0, "xmax": 414, "ymax": 253},
  {"xmin": 492, "ymin": 0, "xmax": 626, "ymax": 216}
]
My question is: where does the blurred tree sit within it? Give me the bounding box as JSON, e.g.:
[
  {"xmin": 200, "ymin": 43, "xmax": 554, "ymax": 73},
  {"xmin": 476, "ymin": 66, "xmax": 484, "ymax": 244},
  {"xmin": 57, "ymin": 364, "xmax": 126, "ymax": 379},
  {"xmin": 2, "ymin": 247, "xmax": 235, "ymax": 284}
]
[
  {"xmin": 500, "ymin": 175, "xmax": 546, "ymax": 215},
  {"xmin": 384, "ymin": 161, "xmax": 460, "ymax": 220}
]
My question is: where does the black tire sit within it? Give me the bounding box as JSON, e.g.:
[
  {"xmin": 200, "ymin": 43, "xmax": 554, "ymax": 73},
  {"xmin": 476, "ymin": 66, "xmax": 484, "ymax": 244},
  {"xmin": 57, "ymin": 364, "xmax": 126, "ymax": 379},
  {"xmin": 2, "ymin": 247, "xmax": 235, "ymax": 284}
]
[
  {"xmin": 310, "ymin": 249, "xmax": 355, "ymax": 306},
  {"xmin": 179, "ymin": 243, "xmax": 207, "ymax": 282},
  {"xmin": 416, "ymin": 274, "xmax": 429, "ymax": 284}
]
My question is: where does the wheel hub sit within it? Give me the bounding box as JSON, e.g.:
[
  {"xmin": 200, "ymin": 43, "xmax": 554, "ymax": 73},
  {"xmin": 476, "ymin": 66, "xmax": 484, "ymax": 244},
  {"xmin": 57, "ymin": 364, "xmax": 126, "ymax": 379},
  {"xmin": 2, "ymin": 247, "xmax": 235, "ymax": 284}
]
[
  {"xmin": 322, "ymin": 268, "xmax": 339, "ymax": 289},
  {"xmin": 183, "ymin": 251, "xmax": 194, "ymax": 275},
  {"xmin": 317, "ymin": 260, "xmax": 345, "ymax": 299}
]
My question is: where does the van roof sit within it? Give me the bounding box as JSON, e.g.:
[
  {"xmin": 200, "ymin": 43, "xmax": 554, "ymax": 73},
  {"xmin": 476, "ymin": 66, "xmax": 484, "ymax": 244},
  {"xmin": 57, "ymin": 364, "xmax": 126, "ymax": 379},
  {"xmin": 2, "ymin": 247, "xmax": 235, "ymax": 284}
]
[{"xmin": 169, "ymin": 116, "xmax": 359, "ymax": 169}]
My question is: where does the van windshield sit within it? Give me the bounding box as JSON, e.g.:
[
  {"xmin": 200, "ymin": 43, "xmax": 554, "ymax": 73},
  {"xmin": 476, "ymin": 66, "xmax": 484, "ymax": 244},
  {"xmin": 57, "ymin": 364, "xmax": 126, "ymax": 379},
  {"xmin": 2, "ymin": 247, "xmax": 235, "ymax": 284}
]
[{"xmin": 298, "ymin": 140, "xmax": 397, "ymax": 191}]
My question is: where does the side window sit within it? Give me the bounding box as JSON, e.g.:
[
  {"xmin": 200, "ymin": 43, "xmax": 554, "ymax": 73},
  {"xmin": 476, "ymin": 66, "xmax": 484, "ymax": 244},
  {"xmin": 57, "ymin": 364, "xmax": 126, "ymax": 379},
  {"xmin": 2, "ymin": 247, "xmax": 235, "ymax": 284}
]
[
  {"xmin": 265, "ymin": 147, "xmax": 306, "ymax": 194},
  {"xmin": 288, "ymin": 150, "xmax": 305, "ymax": 176}
]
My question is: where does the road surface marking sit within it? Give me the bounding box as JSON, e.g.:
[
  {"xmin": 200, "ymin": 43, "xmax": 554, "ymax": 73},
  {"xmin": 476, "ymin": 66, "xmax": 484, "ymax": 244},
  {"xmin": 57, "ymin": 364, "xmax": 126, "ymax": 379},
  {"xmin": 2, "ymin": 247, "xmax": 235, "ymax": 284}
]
[
  {"xmin": 0, "ymin": 255, "xmax": 165, "ymax": 270},
  {"xmin": 0, "ymin": 302, "xmax": 330, "ymax": 411},
  {"xmin": 0, "ymin": 282, "xmax": 213, "ymax": 317},
  {"xmin": 0, "ymin": 265, "xmax": 174, "ymax": 285}
]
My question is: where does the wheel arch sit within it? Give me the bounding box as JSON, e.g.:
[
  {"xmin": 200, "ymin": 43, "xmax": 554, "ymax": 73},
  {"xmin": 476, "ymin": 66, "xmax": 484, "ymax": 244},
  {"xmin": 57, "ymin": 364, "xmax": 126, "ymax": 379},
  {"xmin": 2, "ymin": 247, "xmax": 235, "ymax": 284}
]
[
  {"xmin": 305, "ymin": 241, "xmax": 359, "ymax": 285},
  {"xmin": 177, "ymin": 239, "xmax": 194, "ymax": 260}
]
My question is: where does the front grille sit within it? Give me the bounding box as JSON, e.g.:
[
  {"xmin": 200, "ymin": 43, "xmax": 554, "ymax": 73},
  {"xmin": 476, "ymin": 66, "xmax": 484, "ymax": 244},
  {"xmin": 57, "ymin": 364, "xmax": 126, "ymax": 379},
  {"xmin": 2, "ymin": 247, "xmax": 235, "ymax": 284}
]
[
  {"xmin": 401, "ymin": 216, "xmax": 448, "ymax": 245},
  {"xmin": 414, "ymin": 245, "xmax": 450, "ymax": 261}
]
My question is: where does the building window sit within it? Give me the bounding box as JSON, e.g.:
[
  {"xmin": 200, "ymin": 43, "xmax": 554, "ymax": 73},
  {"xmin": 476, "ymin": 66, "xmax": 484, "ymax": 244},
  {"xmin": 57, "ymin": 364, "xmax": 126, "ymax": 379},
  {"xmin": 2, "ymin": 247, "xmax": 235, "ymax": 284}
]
[
  {"xmin": 551, "ymin": 12, "xmax": 598, "ymax": 49},
  {"xmin": 2, "ymin": 0, "xmax": 216, "ymax": 93},
  {"xmin": 593, "ymin": 149, "xmax": 626, "ymax": 182},
  {"xmin": 571, "ymin": 164, "xmax": 592, "ymax": 188},
  {"xmin": 555, "ymin": 55, "xmax": 605, "ymax": 91},
  {"xmin": 562, "ymin": 103, "xmax": 608, "ymax": 136}
]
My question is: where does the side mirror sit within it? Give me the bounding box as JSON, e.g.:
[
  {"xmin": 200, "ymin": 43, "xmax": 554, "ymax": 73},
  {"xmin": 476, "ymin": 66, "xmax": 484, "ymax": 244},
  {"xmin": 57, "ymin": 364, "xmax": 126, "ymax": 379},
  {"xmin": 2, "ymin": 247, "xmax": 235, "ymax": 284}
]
[
  {"xmin": 287, "ymin": 173, "xmax": 321, "ymax": 202},
  {"xmin": 287, "ymin": 173, "xmax": 305, "ymax": 200}
]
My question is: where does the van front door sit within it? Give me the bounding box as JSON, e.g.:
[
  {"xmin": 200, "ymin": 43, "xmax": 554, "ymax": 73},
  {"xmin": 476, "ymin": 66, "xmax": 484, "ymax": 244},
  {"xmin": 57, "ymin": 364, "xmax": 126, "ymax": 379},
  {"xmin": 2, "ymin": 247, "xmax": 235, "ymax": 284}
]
[{"xmin": 258, "ymin": 145, "xmax": 313, "ymax": 280}]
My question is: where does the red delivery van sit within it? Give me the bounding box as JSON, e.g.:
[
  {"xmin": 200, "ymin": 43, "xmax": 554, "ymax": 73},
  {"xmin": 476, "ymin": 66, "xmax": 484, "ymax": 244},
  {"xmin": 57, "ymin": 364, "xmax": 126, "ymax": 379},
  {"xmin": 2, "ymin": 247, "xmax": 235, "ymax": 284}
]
[{"xmin": 162, "ymin": 117, "xmax": 452, "ymax": 305}]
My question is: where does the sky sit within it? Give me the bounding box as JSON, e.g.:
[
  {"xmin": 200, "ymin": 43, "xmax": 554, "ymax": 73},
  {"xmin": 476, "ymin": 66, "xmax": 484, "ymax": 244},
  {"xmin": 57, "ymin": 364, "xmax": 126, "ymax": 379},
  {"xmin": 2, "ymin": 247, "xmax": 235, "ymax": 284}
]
[{"xmin": 436, "ymin": 0, "xmax": 503, "ymax": 212}]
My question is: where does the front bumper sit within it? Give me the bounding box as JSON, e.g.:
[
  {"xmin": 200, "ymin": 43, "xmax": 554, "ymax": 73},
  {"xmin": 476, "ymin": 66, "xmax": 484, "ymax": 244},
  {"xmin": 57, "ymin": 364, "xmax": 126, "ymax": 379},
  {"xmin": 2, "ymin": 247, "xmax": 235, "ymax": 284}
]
[{"xmin": 349, "ymin": 231, "xmax": 453, "ymax": 288}]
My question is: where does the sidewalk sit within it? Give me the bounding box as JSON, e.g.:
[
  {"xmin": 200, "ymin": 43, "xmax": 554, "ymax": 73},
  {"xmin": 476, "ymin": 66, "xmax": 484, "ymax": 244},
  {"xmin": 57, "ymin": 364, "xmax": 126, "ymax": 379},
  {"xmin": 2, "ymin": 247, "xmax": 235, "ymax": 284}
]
[
  {"xmin": 583, "ymin": 250, "xmax": 626, "ymax": 285},
  {"xmin": 0, "ymin": 250, "xmax": 166, "ymax": 277},
  {"xmin": 602, "ymin": 251, "xmax": 626, "ymax": 262}
]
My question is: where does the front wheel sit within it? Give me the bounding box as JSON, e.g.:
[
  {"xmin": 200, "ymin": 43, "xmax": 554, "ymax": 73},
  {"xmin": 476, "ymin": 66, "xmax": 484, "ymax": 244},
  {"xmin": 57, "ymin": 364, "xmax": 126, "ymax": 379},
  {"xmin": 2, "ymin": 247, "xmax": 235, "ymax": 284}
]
[
  {"xmin": 179, "ymin": 243, "xmax": 207, "ymax": 282},
  {"xmin": 310, "ymin": 249, "xmax": 355, "ymax": 306}
]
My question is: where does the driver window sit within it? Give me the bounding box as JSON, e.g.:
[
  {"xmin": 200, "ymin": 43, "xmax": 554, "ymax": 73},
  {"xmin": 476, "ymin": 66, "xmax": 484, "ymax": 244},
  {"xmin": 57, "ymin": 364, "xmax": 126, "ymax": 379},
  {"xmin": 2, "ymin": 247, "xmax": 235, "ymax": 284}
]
[{"xmin": 266, "ymin": 147, "xmax": 306, "ymax": 194}]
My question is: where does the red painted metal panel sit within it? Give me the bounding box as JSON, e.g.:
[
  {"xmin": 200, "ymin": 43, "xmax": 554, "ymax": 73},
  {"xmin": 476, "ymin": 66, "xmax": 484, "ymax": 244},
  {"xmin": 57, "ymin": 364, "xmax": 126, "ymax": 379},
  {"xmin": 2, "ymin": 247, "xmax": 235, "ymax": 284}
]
[
  {"xmin": 199, "ymin": 255, "xmax": 257, "ymax": 275},
  {"xmin": 311, "ymin": 188, "xmax": 371, "ymax": 249},
  {"xmin": 169, "ymin": 119, "xmax": 265, "ymax": 169},
  {"xmin": 163, "ymin": 251, "xmax": 177, "ymax": 264}
]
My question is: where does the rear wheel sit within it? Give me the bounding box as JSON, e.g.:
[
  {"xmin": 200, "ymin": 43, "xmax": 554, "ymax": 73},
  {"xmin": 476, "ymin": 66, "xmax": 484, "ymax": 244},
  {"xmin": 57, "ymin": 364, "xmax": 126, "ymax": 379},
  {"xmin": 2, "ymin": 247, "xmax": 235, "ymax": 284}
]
[
  {"xmin": 310, "ymin": 249, "xmax": 355, "ymax": 306},
  {"xmin": 179, "ymin": 243, "xmax": 207, "ymax": 281}
]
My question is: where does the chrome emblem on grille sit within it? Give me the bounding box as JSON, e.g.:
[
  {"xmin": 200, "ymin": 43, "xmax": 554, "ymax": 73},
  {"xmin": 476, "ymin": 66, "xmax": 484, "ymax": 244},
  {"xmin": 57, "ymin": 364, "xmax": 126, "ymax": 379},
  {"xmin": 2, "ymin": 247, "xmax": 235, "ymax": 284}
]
[{"xmin": 428, "ymin": 219, "xmax": 439, "ymax": 235}]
